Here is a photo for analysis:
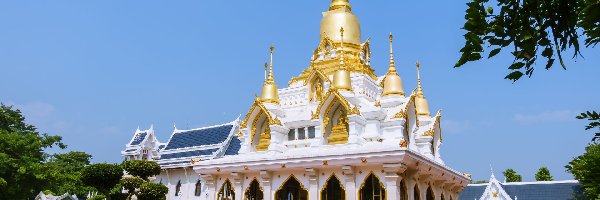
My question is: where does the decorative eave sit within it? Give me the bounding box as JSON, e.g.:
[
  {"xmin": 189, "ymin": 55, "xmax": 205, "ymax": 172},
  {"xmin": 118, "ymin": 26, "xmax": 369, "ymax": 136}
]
[
  {"xmin": 240, "ymin": 98, "xmax": 282, "ymax": 129},
  {"xmin": 312, "ymin": 88, "xmax": 360, "ymax": 120}
]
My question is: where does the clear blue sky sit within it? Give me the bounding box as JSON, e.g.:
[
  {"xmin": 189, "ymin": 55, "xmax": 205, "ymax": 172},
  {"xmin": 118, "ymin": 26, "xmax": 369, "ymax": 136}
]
[{"xmin": 1, "ymin": 1, "xmax": 598, "ymax": 182}]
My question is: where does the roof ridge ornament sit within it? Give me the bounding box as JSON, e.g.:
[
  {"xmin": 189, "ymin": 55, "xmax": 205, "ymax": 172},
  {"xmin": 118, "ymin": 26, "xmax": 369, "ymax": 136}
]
[
  {"xmin": 332, "ymin": 27, "xmax": 352, "ymax": 91},
  {"xmin": 381, "ymin": 32, "xmax": 405, "ymax": 97},
  {"xmin": 415, "ymin": 61, "xmax": 431, "ymax": 116},
  {"xmin": 260, "ymin": 45, "xmax": 280, "ymax": 104}
]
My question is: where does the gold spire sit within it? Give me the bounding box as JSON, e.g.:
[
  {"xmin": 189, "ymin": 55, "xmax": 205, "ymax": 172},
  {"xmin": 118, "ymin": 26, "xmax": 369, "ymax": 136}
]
[
  {"xmin": 261, "ymin": 45, "xmax": 279, "ymax": 104},
  {"xmin": 415, "ymin": 61, "xmax": 430, "ymax": 116},
  {"xmin": 329, "ymin": 0, "xmax": 351, "ymax": 11},
  {"xmin": 382, "ymin": 32, "xmax": 405, "ymax": 97},
  {"xmin": 333, "ymin": 27, "xmax": 352, "ymax": 91}
]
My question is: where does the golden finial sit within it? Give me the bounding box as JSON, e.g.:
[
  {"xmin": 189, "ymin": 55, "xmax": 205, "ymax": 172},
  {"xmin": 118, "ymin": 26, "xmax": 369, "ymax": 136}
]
[
  {"xmin": 261, "ymin": 45, "xmax": 279, "ymax": 104},
  {"xmin": 332, "ymin": 27, "xmax": 352, "ymax": 91},
  {"xmin": 329, "ymin": 0, "xmax": 352, "ymax": 11},
  {"xmin": 414, "ymin": 60, "xmax": 430, "ymax": 116},
  {"xmin": 381, "ymin": 32, "xmax": 404, "ymax": 97},
  {"xmin": 264, "ymin": 62, "xmax": 268, "ymax": 80}
]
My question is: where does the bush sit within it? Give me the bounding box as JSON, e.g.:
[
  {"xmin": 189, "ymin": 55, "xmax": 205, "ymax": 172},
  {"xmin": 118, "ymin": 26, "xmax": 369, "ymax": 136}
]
[
  {"xmin": 122, "ymin": 160, "xmax": 161, "ymax": 181},
  {"xmin": 81, "ymin": 163, "xmax": 124, "ymax": 199},
  {"xmin": 137, "ymin": 182, "xmax": 168, "ymax": 200}
]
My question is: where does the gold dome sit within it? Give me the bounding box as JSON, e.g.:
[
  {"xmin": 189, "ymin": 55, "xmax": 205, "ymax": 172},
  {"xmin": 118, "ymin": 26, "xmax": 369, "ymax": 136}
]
[
  {"xmin": 320, "ymin": 0, "xmax": 361, "ymax": 45},
  {"xmin": 382, "ymin": 33, "xmax": 405, "ymax": 97},
  {"xmin": 261, "ymin": 46, "xmax": 279, "ymax": 104},
  {"xmin": 415, "ymin": 61, "xmax": 430, "ymax": 116},
  {"xmin": 332, "ymin": 27, "xmax": 352, "ymax": 91}
]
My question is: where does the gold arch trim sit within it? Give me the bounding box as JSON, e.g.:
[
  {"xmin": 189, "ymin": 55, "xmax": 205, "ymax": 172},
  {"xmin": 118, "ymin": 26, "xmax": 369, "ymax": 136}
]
[
  {"xmin": 275, "ymin": 174, "xmax": 309, "ymax": 196},
  {"xmin": 241, "ymin": 99, "xmax": 281, "ymax": 129},
  {"xmin": 313, "ymin": 88, "xmax": 360, "ymax": 120},
  {"xmin": 243, "ymin": 178, "xmax": 264, "ymax": 200},
  {"xmin": 357, "ymin": 171, "xmax": 387, "ymax": 200},
  {"xmin": 217, "ymin": 179, "xmax": 234, "ymax": 200},
  {"xmin": 320, "ymin": 173, "xmax": 346, "ymax": 200}
]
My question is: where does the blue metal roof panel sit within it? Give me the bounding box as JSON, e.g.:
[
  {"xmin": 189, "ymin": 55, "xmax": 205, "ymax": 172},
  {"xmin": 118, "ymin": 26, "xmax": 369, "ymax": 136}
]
[
  {"xmin": 163, "ymin": 125, "xmax": 233, "ymax": 150},
  {"xmin": 224, "ymin": 136, "xmax": 241, "ymax": 156},
  {"xmin": 130, "ymin": 132, "xmax": 147, "ymax": 145},
  {"xmin": 503, "ymin": 182, "xmax": 584, "ymax": 200},
  {"xmin": 160, "ymin": 148, "xmax": 219, "ymax": 160},
  {"xmin": 458, "ymin": 184, "xmax": 486, "ymax": 200}
]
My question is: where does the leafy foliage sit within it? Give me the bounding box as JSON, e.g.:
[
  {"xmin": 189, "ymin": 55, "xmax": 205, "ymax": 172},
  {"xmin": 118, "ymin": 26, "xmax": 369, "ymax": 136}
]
[
  {"xmin": 456, "ymin": 0, "xmax": 600, "ymax": 81},
  {"xmin": 137, "ymin": 182, "xmax": 168, "ymax": 200},
  {"xmin": 81, "ymin": 163, "xmax": 124, "ymax": 199},
  {"xmin": 122, "ymin": 160, "xmax": 161, "ymax": 181},
  {"xmin": 0, "ymin": 104, "xmax": 67, "ymax": 199},
  {"xmin": 88, "ymin": 194, "xmax": 107, "ymax": 200},
  {"xmin": 566, "ymin": 143, "xmax": 600, "ymax": 200},
  {"xmin": 534, "ymin": 166, "xmax": 554, "ymax": 181},
  {"xmin": 502, "ymin": 168, "xmax": 522, "ymax": 182},
  {"xmin": 576, "ymin": 110, "xmax": 600, "ymax": 141},
  {"xmin": 121, "ymin": 177, "xmax": 144, "ymax": 198},
  {"xmin": 43, "ymin": 151, "xmax": 95, "ymax": 198}
]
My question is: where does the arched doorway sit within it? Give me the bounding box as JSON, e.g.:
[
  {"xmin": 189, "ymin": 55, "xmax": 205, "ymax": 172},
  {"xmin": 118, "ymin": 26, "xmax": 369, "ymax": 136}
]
[
  {"xmin": 245, "ymin": 179, "xmax": 264, "ymax": 200},
  {"xmin": 218, "ymin": 180, "xmax": 235, "ymax": 200},
  {"xmin": 323, "ymin": 97, "xmax": 350, "ymax": 145},
  {"xmin": 413, "ymin": 184, "xmax": 420, "ymax": 200},
  {"xmin": 359, "ymin": 173, "xmax": 386, "ymax": 200},
  {"xmin": 426, "ymin": 185, "xmax": 434, "ymax": 200},
  {"xmin": 321, "ymin": 174, "xmax": 345, "ymax": 200},
  {"xmin": 399, "ymin": 180, "xmax": 408, "ymax": 200},
  {"xmin": 275, "ymin": 176, "xmax": 308, "ymax": 200}
]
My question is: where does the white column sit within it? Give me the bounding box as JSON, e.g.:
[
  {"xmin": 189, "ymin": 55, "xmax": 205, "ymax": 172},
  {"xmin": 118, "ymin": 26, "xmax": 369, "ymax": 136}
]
[
  {"xmin": 231, "ymin": 172, "xmax": 243, "ymax": 200},
  {"xmin": 306, "ymin": 168, "xmax": 319, "ymax": 200},
  {"xmin": 260, "ymin": 171, "xmax": 272, "ymax": 200},
  {"xmin": 342, "ymin": 166, "xmax": 356, "ymax": 200},
  {"xmin": 383, "ymin": 163, "xmax": 408, "ymax": 200},
  {"xmin": 201, "ymin": 174, "xmax": 216, "ymax": 200}
]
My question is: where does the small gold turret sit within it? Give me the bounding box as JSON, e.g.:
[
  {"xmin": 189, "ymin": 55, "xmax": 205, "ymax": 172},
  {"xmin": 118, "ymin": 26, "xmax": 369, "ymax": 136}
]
[
  {"xmin": 415, "ymin": 61, "xmax": 430, "ymax": 116},
  {"xmin": 382, "ymin": 32, "xmax": 405, "ymax": 97},
  {"xmin": 332, "ymin": 27, "xmax": 352, "ymax": 91},
  {"xmin": 261, "ymin": 46, "xmax": 279, "ymax": 104}
]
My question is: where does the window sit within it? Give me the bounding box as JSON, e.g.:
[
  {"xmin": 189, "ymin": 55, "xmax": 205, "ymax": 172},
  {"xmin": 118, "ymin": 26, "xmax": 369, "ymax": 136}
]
[
  {"xmin": 195, "ymin": 180, "xmax": 202, "ymax": 196},
  {"xmin": 175, "ymin": 180, "xmax": 182, "ymax": 196},
  {"xmin": 244, "ymin": 179, "xmax": 263, "ymax": 200},
  {"xmin": 359, "ymin": 174, "xmax": 386, "ymax": 200},
  {"xmin": 288, "ymin": 129, "xmax": 295, "ymax": 141},
  {"xmin": 426, "ymin": 186, "xmax": 434, "ymax": 200},
  {"xmin": 307, "ymin": 126, "xmax": 316, "ymax": 138},
  {"xmin": 218, "ymin": 180, "xmax": 235, "ymax": 200},
  {"xmin": 321, "ymin": 175, "xmax": 344, "ymax": 200},
  {"xmin": 399, "ymin": 180, "xmax": 408, "ymax": 200},
  {"xmin": 298, "ymin": 128, "xmax": 306, "ymax": 140},
  {"xmin": 275, "ymin": 176, "xmax": 308, "ymax": 200}
]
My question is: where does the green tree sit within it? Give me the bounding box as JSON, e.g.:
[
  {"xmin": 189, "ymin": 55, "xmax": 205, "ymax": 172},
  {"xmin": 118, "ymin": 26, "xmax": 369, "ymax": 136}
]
[
  {"xmin": 503, "ymin": 169, "xmax": 522, "ymax": 182},
  {"xmin": 137, "ymin": 182, "xmax": 168, "ymax": 200},
  {"xmin": 122, "ymin": 160, "xmax": 161, "ymax": 181},
  {"xmin": 43, "ymin": 151, "xmax": 95, "ymax": 198},
  {"xmin": 456, "ymin": 0, "xmax": 599, "ymax": 81},
  {"xmin": 534, "ymin": 166, "xmax": 554, "ymax": 181},
  {"xmin": 0, "ymin": 104, "xmax": 66, "ymax": 199},
  {"xmin": 120, "ymin": 160, "xmax": 167, "ymax": 200},
  {"xmin": 566, "ymin": 143, "xmax": 600, "ymax": 200},
  {"xmin": 81, "ymin": 163, "xmax": 124, "ymax": 200}
]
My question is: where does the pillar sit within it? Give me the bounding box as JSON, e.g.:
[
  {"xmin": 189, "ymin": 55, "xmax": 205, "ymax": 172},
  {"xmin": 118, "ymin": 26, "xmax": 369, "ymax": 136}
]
[
  {"xmin": 231, "ymin": 172, "xmax": 243, "ymax": 200},
  {"xmin": 342, "ymin": 166, "xmax": 356, "ymax": 200},
  {"xmin": 260, "ymin": 170, "xmax": 272, "ymax": 200},
  {"xmin": 201, "ymin": 174, "xmax": 216, "ymax": 200},
  {"xmin": 306, "ymin": 168, "xmax": 319, "ymax": 200},
  {"xmin": 383, "ymin": 163, "xmax": 408, "ymax": 200}
]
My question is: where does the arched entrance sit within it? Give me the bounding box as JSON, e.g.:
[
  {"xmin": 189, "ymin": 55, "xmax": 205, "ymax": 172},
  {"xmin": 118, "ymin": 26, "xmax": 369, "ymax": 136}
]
[
  {"xmin": 413, "ymin": 184, "xmax": 420, "ymax": 200},
  {"xmin": 275, "ymin": 176, "xmax": 308, "ymax": 200},
  {"xmin": 426, "ymin": 185, "xmax": 434, "ymax": 200},
  {"xmin": 245, "ymin": 179, "xmax": 264, "ymax": 200},
  {"xmin": 218, "ymin": 180, "xmax": 235, "ymax": 200},
  {"xmin": 399, "ymin": 180, "xmax": 408, "ymax": 200},
  {"xmin": 321, "ymin": 174, "xmax": 345, "ymax": 200},
  {"xmin": 359, "ymin": 173, "xmax": 386, "ymax": 200}
]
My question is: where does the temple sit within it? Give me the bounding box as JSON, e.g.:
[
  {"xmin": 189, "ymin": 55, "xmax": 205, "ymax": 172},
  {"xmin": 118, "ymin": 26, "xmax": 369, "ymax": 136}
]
[{"xmin": 122, "ymin": 1, "xmax": 470, "ymax": 199}]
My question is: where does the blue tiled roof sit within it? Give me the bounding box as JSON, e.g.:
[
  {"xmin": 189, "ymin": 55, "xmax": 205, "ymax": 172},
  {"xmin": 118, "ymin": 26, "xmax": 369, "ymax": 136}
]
[
  {"xmin": 163, "ymin": 125, "xmax": 233, "ymax": 150},
  {"xmin": 161, "ymin": 160, "xmax": 191, "ymax": 166},
  {"xmin": 160, "ymin": 148, "xmax": 219, "ymax": 159},
  {"xmin": 130, "ymin": 132, "xmax": 147, "ymax": 145},
  {"xmin": 459, "ymin": 182, "xmax": 584, "ymax": 200},
  {"xmin": 224, "ymin": 136, "xmax": 241, "ymax": 156},
  {"xmin": 125, "ymin": 149, "xmax": 137, "ymax": 152},
  {"xmin": 158, "ymin": 145, "xmax": 166, "ymax": 151},
  {"xmin": 458, "ymin": 184, "xmax": 486, "ymax": 200}
]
